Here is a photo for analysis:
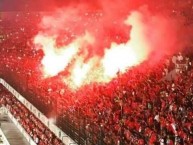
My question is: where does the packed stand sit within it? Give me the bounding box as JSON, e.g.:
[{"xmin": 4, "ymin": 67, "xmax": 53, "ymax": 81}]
[
  {"xmin": 56, "ymin": 54, "xmax": 193, "ymax": 145},
  {"xmin": 0, "ymin": 11, "xmax": 193, "ymax": 145},
  {"xmin": 0, "ymin": 12, "xmax": 54, "ymax": 115},
  {"xmin": 0, "ymin": 85, "xmax": 64, "ymax": 145}
]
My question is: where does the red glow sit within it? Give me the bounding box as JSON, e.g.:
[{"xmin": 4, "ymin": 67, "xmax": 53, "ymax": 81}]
[{"xmin": 33, "ymin": 3, "xmax": 180, "ymax": 89}]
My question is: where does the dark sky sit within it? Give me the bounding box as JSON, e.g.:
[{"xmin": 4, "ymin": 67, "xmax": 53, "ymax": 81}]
[
  {"xmin": 0, "ymin": 0, "xmax": 148, "ymax": 12},
  {"xmin": 0, "ymin": 0, "xmax": 69, "ymax": 11}
]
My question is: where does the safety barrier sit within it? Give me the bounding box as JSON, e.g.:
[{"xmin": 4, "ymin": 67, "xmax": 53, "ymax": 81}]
[
  {"xmin": 3, "ymin": 107, "xmax": 37, "ymax": 145},
  {"xmin": 0, "ymin": 78, "xmax": 77, "ymax": 145},
  {"xmin": 0, "ymin": 128, "xmax": 10, "ymax": 145}
]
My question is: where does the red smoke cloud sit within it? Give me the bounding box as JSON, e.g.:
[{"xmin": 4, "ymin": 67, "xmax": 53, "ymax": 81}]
[{"xmin": 33, "ymin": 1, "xmax": 185, "ymax": 89}]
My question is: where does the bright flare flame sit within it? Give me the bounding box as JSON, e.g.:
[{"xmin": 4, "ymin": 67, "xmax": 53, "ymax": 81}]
[
  {"xmin": 102, "ymin": 11, "xmax": 149, "ymax": 77},
  {"xmin": 34, "ymin": 32, "xmax": 95, "ymax": 77},
  {"xmin": 102, "ymin": 43, "xmax": 138, "ymax": 77},
  {"xmin": 34, "ymin": 11, "xmax": 152, "ymax": 88},
  {"xmin": 71, "ymin": 59, "xmax": 91, "ymax": 87}
]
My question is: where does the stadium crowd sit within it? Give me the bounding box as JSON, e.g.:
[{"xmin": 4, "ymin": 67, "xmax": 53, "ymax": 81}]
[
  {"xmin": 56, "ymin": 54, "xmax": 193, "ymax": 145},
  {"xmin": 0, "ymin": 11, "xmax": 193, "ymax": 145},
  {"xmin": 0, "ymin": 12, "xmax": 53, "ymax": 115}
]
